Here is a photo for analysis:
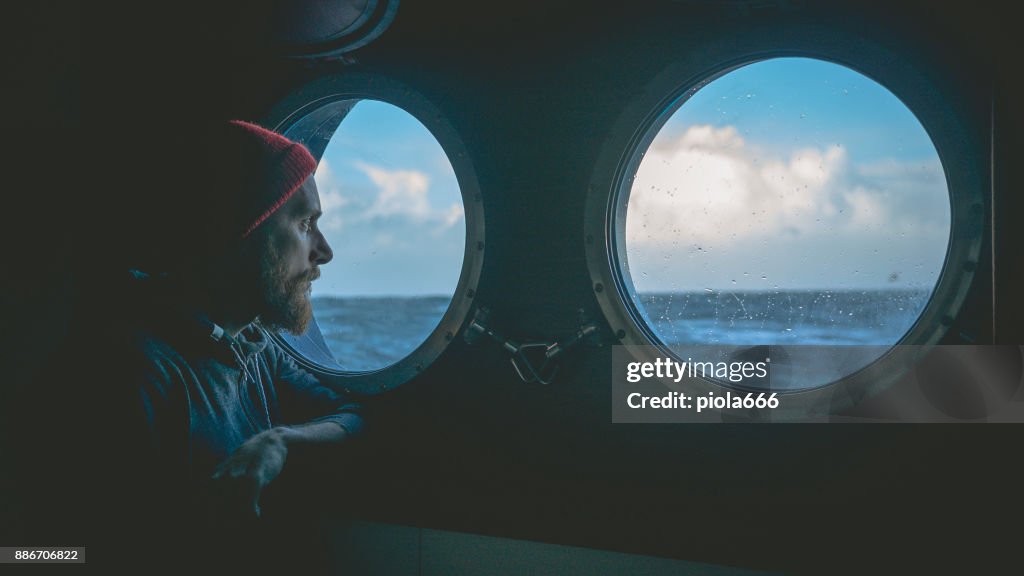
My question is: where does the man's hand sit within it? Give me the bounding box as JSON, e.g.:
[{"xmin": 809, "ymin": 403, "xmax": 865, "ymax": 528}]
[
  {"xmin": 211, "ymin": 428, "xmax": 289, "ymax": 519},
  {"xmin": 210, "ymin": 422, "xmax": 347, "ymax": 519}
]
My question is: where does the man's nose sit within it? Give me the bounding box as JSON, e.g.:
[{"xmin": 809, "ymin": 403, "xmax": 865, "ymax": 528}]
[{"xmin": 312, "ymin": 229, "xmax": 333, "ymax": 265}]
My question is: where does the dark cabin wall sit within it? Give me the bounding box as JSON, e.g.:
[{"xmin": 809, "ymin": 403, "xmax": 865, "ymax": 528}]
[
  {"xmin": 301, "ymin": 3, "xmax": 1017, "ymax": 573},
  {"xmin": 3, "ymin": 1, "xmax": 1022, "ymax": 573},
  {"xmin": 1, "ymin": 0, "xmax": 82, "ymax": 546}
]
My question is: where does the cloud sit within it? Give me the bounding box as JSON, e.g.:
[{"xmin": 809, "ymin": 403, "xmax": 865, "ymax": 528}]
[
  {"xmin": 626, "ymin": 124, "xmax": 950, "ymax": 290},
  {"xmin": 313, "ymin": 160, "xmax": 350, "ymax": 231},
  {"xmin": 357, "ymin": 161, "xmax": 432, "ymax": 221},
  {"xmin": 627, "ymin": 124, "xmax": 946, "ymax": 247},
  {"xmin": 314, "ymin": 160, "xmax": 466, "ymax": 235},
  {"xmin": 439, "ymin": 204, "xmax": 465, "ymax": 229},
  {"xmin": 373, "ymin": 232, "xmax": 396, "ymax": 247},
  {"xmin": 354, "ymin": 162, "xmax": 465, "ymax": 233}
]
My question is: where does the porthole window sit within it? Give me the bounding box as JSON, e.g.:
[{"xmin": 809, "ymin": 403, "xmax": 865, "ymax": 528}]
[
  {"xmin": 588, "ymin": 55, "xmax": 982, "ymax": 398},
  {"xmin": 263, "ymin": 75, "xmax": 484, "ymax": 392}
]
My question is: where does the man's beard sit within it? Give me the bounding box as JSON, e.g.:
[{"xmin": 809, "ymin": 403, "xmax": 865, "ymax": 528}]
[{"xmin": 255, "ymin": 243, "xmax": 319, "ymax": 335}]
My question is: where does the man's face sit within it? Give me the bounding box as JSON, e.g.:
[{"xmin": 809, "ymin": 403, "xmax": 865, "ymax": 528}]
[{"xmin": 252, "ymin": 175, "xmax": 333, "ymax": 334}]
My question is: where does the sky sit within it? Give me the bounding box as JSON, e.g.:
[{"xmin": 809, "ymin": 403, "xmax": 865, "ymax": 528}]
[
  {"xmin": 626, "ymin": 57, "xmax": 951, "ymax": 292},
  {"xmin": 298, "ymin": 100, "xmax": 466, "ymax": 297},
  {"xmin": 293, "ymin": 58, "xmax": 950, "ymax": 298}
]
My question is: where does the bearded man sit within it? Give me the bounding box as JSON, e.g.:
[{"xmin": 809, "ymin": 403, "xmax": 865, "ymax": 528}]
[{"xmin": 124, "ymin": 120, "xmax": 362, "ymax": 525}]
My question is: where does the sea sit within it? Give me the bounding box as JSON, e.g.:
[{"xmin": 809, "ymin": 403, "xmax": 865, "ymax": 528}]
[
  {"xmin": 633, "ymin": 288, "xmax": 930, "ymax": 346},
  {"xmin": 310, "ymin": 288, "xmax": 932, "ymax": 387},
  {"xmin": 312, "ymin": 295, "xmax": 453, "ymax": 372}
]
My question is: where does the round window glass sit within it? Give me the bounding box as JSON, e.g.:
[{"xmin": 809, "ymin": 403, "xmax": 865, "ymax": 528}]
[
  {"xmin": 282, "ymin": 99, "xmax": 466, "ymax": 372},
  {"xmin": 623, "ymin": 58, "xmax": 951, "ymax": 390}
]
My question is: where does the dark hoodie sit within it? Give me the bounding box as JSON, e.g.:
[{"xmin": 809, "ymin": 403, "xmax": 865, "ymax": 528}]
[
  {"xmin": 35, "ymin": 271, "xmax": 366, "ymax": 570},
  {"xmin": 125, "ymin": 271, "xmax": 363, "ymax": 480}
]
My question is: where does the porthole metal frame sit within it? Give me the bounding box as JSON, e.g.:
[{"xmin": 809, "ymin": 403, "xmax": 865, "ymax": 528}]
[
  {"xmin": 275, "ymin": 0, "xmax": 401, "ymax": 59},
  {"xmin": 584, "ymin": 29, "xmax": 985, "ymax": 418},
  {"xmin": 262, "ymin": 72, "xmax": 485, "ymax": 394}
]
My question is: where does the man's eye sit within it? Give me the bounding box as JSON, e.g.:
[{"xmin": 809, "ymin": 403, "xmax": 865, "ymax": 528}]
[{"xmin": 300, "ymin": 219, "xmax": 312, "ymax": 232}]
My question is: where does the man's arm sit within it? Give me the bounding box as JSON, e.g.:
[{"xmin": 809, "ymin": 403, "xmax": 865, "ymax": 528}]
[
  {"xmin": 211, "ymin": 421, "xmax": 348, "ymax": 518},
  {"xmin": 212, "ymin": 334, "xmax": 363, "ymax": 518},
  {"xmin": 263, "ymin": 335, "xmax": 365, "ymax": 436},
  {"xmin": 278, "ymin": 420, "xmax": 349, "ymax": 444}
]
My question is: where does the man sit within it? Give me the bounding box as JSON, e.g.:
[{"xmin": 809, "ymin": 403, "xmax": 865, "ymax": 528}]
[{"xmin": 124, "ymin": 120, "xmax": 362, "ymax": 525}]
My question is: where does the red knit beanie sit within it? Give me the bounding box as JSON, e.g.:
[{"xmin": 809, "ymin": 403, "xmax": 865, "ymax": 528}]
[{"xmin": 221, "ymin": 120, "xmax": 317, "ymax": 239}]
